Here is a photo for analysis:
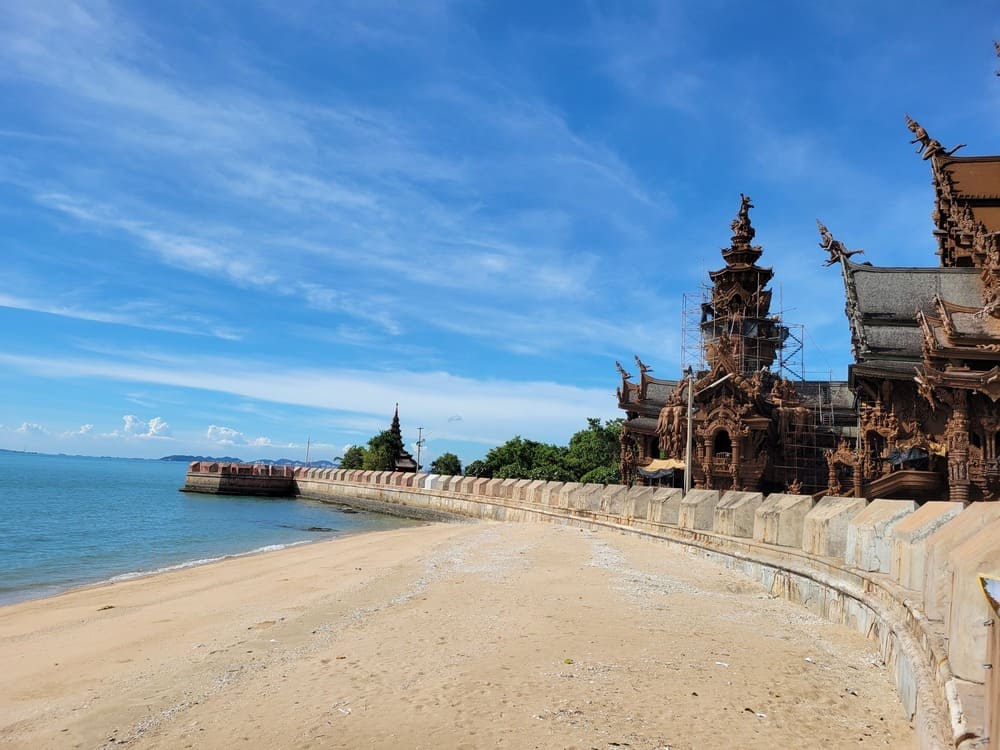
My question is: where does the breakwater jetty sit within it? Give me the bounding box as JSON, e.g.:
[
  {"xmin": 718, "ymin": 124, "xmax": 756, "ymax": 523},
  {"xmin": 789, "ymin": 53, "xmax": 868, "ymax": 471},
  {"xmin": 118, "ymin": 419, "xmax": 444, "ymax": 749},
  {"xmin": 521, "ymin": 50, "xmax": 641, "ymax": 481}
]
[{"xmin": 184, "ymin": 462, "xmax": 1000, "ymax": 749}]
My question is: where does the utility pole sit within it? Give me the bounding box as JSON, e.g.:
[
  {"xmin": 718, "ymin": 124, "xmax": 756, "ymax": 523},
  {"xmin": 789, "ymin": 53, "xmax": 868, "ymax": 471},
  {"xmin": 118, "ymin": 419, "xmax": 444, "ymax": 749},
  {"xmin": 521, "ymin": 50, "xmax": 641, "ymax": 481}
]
[
  {"xmin": 415, "ymin": 427, "xmax": 425, "ymax": 472},
  {"xmin": 305, "ymin": 435, "xmax": 311, "ymax": 467},
  {"xmin": 684, "ymin": 368, "xmax": 694, "ymax": 496}
]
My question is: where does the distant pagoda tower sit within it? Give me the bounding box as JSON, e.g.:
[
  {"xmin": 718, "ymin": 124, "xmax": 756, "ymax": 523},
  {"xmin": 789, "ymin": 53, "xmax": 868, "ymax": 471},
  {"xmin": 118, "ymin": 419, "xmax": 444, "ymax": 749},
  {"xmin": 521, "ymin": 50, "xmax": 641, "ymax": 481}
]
[
  {"xmin": 389, "ymin": 403, "xmax": 418, "ymax": 472},
  {"xmin": 701, "ymin": 194, "xmax": 788, "ymax": 374}
]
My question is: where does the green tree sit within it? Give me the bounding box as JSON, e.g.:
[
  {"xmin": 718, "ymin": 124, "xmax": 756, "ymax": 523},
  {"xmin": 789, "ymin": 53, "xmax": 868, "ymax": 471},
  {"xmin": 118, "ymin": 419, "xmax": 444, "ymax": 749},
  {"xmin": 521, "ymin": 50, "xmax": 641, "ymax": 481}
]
[
  {"xmin": 462, "ymin": 417, "xmax": 623, "ymax": 484},
  {"xmin": 339, "ymin": 445, "xmax": 365, "ymax": 470},
  {"xmin": 362, "ymin": 429, "xmax": 403, "ymax": 471},
  {"xmin": 565, "ymin": 417, "xmax": 622, "ymax": 481},
  {"xmin": 430, "ymin": 452, "xmax": 462, "ymax": 476},
  {"xmin": 579, "ymin": 465, "xmax": 619, "ymax": 484},
  {"xmin": 464, "ymin": 459, "xmax": 491, "ymax": 477}
]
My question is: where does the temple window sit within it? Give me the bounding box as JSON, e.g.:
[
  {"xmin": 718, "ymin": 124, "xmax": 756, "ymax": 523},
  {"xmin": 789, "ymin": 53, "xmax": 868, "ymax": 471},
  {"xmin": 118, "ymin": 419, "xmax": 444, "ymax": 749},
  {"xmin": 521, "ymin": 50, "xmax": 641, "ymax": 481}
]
[{"xmin": 713, "ymin": 430, "xmax": 732, "ymax": 457}]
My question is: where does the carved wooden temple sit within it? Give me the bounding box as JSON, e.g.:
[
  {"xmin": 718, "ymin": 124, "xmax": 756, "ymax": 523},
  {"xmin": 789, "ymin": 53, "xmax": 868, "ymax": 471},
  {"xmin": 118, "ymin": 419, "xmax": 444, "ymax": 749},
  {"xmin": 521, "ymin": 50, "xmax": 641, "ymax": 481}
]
[
  {"xmin": 830, "ymin": 117, "xmax": 1000, "ymax": 503},
  {"xmin": 618, "ymin": 196, "xmax": 855, "ymax": 494}
]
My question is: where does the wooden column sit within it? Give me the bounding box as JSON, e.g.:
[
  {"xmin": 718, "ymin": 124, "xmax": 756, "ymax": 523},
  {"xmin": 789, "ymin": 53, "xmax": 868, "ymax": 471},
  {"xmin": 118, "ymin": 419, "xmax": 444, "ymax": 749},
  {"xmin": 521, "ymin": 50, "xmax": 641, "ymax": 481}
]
[{"xmin": 947, "ymin": 392, "xmax": 971, "ymax": 504}]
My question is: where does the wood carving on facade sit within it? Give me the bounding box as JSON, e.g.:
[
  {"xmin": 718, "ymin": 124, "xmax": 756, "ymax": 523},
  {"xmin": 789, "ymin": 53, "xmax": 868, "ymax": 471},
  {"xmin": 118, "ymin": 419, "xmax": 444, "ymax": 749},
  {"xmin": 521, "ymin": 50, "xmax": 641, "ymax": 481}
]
[
  {"xmin": 830, "ymin": 103, "xmax": 1000, "ymax": 503},
  {"xmin": 617, "ymin": 195, "xmax": 849, "ymax": 494}
]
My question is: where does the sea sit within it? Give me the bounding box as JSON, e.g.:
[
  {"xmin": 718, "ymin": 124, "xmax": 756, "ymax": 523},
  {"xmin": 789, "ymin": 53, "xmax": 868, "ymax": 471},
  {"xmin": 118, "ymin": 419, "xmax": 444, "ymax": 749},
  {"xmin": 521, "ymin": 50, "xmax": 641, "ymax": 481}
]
[{"xmin": 0, "ymin": 452, "xmax": 419, "ymax": 606}]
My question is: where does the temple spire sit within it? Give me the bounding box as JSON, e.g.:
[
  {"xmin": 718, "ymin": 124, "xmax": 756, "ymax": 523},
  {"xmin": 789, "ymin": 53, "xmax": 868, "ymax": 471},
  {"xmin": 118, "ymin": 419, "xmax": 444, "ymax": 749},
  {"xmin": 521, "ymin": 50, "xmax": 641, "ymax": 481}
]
[{"xmin": 390, "ymin": 403, "xmax": 402, "ymax": 440}]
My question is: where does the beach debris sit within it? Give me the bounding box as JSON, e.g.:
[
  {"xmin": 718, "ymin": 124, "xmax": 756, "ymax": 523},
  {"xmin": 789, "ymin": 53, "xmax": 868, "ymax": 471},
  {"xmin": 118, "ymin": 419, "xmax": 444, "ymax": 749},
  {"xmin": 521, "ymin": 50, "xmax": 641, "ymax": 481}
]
[
  {"xmin": 97, "ymin": 605, "xmax": 115, "ymax": 611},
  {"xmin": 846, "ymin": 688, "xmax": 858, "ymax": 696},
  {"xmin": 564, "ymin": 658, "xmax": 575, "ymax": 664},
  {"xmin": 804, "ymin": 657, "xmax": 815, "ymax": 663},
  {"xmin": 743, "ymin": 708, "xmax": 767, "ymax": 718},
  {"xmin": 715, "ymin": 661, "xmax": 729, "ymax": 667},
  {"xmin": 336, "ymin": 656, "xmax": 346, "ymax": 660}
]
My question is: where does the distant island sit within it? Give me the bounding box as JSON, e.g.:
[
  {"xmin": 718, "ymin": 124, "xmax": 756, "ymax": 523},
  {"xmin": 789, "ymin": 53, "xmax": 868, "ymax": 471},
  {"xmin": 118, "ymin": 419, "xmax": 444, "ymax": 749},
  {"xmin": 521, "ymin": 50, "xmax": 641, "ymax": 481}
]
[{"xmin": 160, "ymin": 455, "xmax": 338, "ymax": 468}]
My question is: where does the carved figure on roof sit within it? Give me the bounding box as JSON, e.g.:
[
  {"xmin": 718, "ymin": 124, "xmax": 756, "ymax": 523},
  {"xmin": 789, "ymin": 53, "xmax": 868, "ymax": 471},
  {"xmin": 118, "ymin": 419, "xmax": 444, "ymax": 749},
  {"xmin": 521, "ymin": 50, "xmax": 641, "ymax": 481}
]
[
  {"xmin": 706, "ymin": 332, "xmax": 738, "ymax": 373},
  {"xmin": 817, "ymin": 220, "xmax": 865, "ymax": 266},
  {"xmin": 634, "ymin": 355, "xmax": 652, "ymax": 375},
  {"xmin": 730, "ymin": 193, "xmax": 755, "ymax": 244},
  {"xmin": 615, "ymin": 360, "xmax": 632, "ymax": 381},
  {"xmin": 905, "ymin": 114, "xmax": 965, "ymax": 160},
  {"xmin": 769, "ymin": 376, "xmax": 798, "ymax": 405}
]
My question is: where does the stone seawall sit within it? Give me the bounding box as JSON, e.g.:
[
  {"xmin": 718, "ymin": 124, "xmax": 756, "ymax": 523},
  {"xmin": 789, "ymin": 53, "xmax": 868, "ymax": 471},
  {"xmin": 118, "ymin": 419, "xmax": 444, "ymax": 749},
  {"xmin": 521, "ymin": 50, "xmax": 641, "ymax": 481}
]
[{"xmin": 183, "ymin": 463, "xmax": 1000, "ymax": 749}]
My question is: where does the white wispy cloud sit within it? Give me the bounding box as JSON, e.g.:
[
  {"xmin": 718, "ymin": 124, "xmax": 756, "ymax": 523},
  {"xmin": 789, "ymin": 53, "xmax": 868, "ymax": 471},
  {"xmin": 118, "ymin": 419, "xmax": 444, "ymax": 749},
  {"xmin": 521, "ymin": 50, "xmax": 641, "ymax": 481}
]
[
  {"xmin": 0, "ymin": 292, "xmax": 244, "ymax": 341},
  {"xmin": 1, "ymin": 1, "xmax": 674, "ymax": 357},
  {"xmin": 16, "ymin": 422, "xmax": 47, "ymax": 435},
  {"xmin": 0, "ymin": 351, "xmax": 617, "ymax": 446}
]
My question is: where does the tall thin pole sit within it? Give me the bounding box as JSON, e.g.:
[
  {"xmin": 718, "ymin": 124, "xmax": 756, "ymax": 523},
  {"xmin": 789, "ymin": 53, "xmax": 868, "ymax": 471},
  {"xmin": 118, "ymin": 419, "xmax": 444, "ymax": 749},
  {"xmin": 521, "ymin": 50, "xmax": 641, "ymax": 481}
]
[
  {"xmin": 684, "ymin": 367, "xmax": 694, "ymax": 495},
  {"xmin": 305, "ymin": 435, "xmax": 310, "ymax": 467},
  {"xmin": 415, "ymin": 427, "xmax": 424, "ymax": 472}
]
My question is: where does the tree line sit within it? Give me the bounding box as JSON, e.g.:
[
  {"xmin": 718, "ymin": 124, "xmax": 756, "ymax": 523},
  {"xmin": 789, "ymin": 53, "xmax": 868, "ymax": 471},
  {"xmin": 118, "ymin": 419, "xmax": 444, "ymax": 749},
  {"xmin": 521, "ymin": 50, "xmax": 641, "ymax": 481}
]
[{"xmin": 339, "ymin": 417, "xmax": 622, "ymax": 484}]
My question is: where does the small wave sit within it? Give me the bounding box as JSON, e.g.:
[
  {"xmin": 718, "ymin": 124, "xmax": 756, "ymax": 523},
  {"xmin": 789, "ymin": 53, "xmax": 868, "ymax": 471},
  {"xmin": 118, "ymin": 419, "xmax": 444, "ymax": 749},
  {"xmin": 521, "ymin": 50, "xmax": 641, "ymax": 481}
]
[{"xmin": 106, "ymin": 540, "xmax": 313, "ymax": 584}]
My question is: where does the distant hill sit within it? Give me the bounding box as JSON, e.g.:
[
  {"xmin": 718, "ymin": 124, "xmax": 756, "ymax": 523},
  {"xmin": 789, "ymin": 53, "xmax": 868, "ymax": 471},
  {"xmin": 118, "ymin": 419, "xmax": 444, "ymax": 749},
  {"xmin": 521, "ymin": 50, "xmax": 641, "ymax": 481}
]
[{"xmin": 159, "ymin": 455, "xmax": 337, "ymax": 468}]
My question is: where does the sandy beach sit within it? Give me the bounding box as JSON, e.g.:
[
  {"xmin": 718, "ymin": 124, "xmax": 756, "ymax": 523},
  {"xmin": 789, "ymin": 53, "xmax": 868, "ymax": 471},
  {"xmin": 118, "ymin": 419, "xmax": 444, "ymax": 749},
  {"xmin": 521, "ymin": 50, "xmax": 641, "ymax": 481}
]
[{"xmin": 0, "ymin": 520, "xmax": 913, "ymax": 749}]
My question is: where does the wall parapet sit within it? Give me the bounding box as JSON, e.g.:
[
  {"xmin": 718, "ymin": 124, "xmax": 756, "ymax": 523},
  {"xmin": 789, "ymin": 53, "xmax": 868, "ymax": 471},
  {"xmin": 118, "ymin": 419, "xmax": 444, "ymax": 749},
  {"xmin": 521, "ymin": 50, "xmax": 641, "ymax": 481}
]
[{"xmin": 182, "ymin": 465, "xmax": 1000, "ymax": 748}]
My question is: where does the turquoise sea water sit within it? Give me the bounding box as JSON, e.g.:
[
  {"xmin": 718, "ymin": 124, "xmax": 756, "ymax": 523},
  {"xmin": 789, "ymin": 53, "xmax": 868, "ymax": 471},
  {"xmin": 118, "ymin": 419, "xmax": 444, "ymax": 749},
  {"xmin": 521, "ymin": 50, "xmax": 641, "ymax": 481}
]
[{"xmin": 0, "ymin": 452, "xmax": 418, "ymax": 605}]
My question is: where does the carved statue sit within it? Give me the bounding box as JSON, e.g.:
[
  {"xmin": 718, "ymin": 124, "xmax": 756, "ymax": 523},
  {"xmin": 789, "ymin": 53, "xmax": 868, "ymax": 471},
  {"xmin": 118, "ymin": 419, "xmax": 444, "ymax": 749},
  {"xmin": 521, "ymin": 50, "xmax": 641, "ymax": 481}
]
[
  {"xmin": 615, "ymin": 360, "xmax": 632, "ymax": 381},
  {"xmin": 817, "ymin": 220, "xmax": 865, "ymax": 266},
  {"xmin": 905, "ymin": 114, "xmax": 965, "ymax": 160},
  {"xmin": 634, "ymin": 355, "xmax": 652, "ymax": 375},
  {"xmin": 656, "ymin": 403, "xmax": 685, "ymax": 457},
  {"xmin": 706, "ymin": 333, "xmax": 738, "ymax": 374},
  {"xmin": 730, "ymin": 193, "xmax": 755, "ymax": 244}
]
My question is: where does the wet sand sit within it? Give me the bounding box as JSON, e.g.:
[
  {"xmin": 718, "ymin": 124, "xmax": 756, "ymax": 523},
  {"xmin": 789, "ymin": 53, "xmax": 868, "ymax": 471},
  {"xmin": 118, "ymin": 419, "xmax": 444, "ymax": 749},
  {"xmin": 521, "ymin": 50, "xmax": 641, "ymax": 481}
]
[{"xmin": 0, "ymin": 521, "xmax": 913, "ymax": 748}]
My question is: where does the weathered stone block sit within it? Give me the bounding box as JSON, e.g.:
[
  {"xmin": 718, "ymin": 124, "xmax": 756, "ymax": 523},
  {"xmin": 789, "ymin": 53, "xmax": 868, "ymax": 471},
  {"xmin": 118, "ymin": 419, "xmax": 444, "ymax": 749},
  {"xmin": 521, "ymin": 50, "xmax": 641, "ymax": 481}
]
[
  {"xmin": 753, "ymin": 493, "xmax": 814, "ymax": 548},
  {"xmin": 556, "ymin": 482, "xmax": 583, "ymax": 508},
  {"xmin": 500, "ymin": 478, "xmax": 519, "ymax": 498},
  {"xmin": 924, "ymin": 503, "xmax": 1000, "ymax": 621},
  {"xmin": 512, "ymin": 479, "xmax": 533, "ymax": 502},
  {"xmin": 600, "ymin": 485, "xmax": 628, "ymax": 517},
  {"xmin": 713, "ymin": 491, "xmax": 764, "ymax": 538},
  {"xmin": 845, "ymin": 499, "xmax": 917, "ymax": 573},
  {"xmin": 540, "ymin": 482, "xmax": 565, "ymax": 507},
  {"xmin": 889, "ymin": 501, "xmax": 963, "ymax": 590},
  {"xmin": 521, "ymin": 479, "xmax": 543, "ymax": 504},
  {"xmin": 678, "ymin": 489, "xmax": 721, "ymax": 531},
  {"xmin": 945, "ymin": 519, "xmax": 1000, "ymax": 683},
  {"xmin": 568, "ymin": 483, "xmax": 602, "ymax": 511},
  {"xmin": 473, "ymin": 477, "xmax": 492, "ymax": 495},
  {"xmin": 801, "ymin": 496, "xmax": 867, "ymax": 559},
  {"xmin": 648, "ymin": 487, "xmax": 683, "ymax": 524},
  {"xmin": 457, "ymin": 476, "xmax": 477, "ymax": 494},
  {"xmin": 421, "ymin": 473, "xmax": 440, "ymax": 490},
  {"xmin": 484, "ymin": 478, "xmax": 504, "ymax": 497},
  {"xmin": 624, "ymin": 486, "xmax": 656, "ymax": 520}
]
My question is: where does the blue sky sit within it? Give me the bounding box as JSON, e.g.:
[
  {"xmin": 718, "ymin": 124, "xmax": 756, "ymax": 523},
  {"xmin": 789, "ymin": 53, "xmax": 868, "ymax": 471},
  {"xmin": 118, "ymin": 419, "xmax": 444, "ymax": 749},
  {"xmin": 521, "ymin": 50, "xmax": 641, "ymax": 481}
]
[{"xmin": 1, "ymin": 1, "xmax": 997, "ymax": 465}]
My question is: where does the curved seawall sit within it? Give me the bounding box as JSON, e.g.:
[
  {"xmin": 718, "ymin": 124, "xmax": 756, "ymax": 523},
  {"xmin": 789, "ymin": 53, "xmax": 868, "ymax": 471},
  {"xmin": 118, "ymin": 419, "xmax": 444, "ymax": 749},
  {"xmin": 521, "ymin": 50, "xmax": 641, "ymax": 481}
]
[{"xmin": 185, "ymin": 463, "xmax": 1000, "ymax": 749}]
